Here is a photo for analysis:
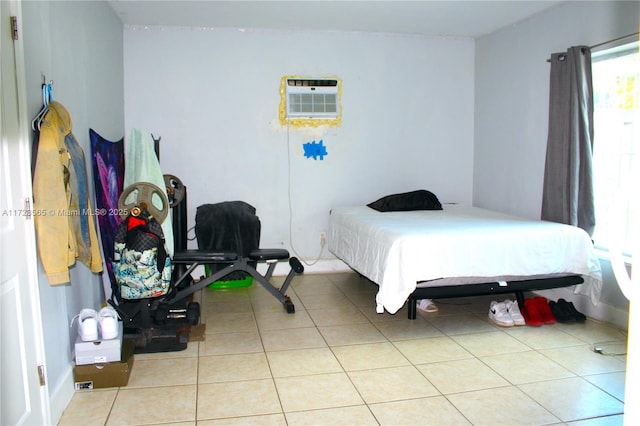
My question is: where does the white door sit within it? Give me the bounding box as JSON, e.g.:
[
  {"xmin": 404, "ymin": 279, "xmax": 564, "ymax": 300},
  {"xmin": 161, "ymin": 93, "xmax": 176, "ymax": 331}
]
[
  {"xmin": 611, "ymin": 186, "xmax": 640, "ymax": 425},
  {"xmin": 1, "ymin": 2, "xmax": 49, "ymax": 425}
]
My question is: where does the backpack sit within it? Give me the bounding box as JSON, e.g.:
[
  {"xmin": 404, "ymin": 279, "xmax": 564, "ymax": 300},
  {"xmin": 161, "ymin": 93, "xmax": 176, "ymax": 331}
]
[{"xmin": 112, "ymin": 209, "xmax": 171, "ymax": 299}]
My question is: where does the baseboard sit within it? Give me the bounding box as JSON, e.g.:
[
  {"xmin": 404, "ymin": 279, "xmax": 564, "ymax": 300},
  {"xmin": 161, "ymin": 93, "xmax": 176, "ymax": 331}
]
[
  {"xmin": 257, "ymin": 258, "xmax": 351, "ymax": 276},
  {"xmin": 49, "ymin": 365, "xmax": 75, "ymax": 425},
  {"xmin": 298, "ymin": 258, "xmax": 352, "ymax": 274},
  {"xmin": 535, "ymin": 287, "xmax": 629, "ymax": 331}
]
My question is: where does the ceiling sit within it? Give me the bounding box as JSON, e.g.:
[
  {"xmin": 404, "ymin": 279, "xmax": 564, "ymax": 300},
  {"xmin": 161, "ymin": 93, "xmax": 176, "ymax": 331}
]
[{"xmin": 107, "ymin": 0, "xmax": 565, "ymax": 38}]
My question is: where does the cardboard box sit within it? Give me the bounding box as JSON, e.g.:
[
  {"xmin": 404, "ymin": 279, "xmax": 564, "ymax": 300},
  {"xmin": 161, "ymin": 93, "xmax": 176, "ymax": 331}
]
[
  {"xmin": 73, "ymin": 339, "xmax": 135, "ymax": 390},
  {"xmin": 189, "ymin": 324, "xmax": 206, "ymax": 342},
  {"xmin": 74, "ymin": 323, "xmax": 123, "ymax": 365}
]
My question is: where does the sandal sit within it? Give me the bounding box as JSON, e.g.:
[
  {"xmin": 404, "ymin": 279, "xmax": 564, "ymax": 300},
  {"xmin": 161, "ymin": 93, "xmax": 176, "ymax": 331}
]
[{"xmin": 417, "ymin": 299, "xmax": 438, "ymax": 313}]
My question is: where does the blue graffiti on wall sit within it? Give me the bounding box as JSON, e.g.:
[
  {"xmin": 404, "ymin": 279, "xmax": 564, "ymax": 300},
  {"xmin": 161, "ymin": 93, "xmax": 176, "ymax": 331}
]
[{"xmin": 303, "ymin": 139, "xmax": 328, "ymax": 160}]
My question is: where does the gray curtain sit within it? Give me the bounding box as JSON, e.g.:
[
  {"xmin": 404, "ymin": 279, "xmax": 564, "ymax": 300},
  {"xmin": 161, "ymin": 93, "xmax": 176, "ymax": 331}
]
[{"xmin": 541, "ymin": 46, "xmax": 595, "ymax": 236}]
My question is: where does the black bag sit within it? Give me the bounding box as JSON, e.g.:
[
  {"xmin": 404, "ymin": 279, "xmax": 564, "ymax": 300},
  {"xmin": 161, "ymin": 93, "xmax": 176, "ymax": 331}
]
[{"xmin": 195, "ymin": 201, "xmax": 260, "ymax": 280}]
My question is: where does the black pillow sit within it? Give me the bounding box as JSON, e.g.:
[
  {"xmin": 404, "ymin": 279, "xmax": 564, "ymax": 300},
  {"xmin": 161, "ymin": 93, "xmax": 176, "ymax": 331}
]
[{"xmin": 367, "ymin": 190, "xmax": 442, "ymax": 212}]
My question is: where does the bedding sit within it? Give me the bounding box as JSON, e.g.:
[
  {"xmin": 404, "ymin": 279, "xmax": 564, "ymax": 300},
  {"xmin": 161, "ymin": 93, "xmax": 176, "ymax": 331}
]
[{"xmin": 328, "ymin": 204, "xmax": 602, "ymax": 314}]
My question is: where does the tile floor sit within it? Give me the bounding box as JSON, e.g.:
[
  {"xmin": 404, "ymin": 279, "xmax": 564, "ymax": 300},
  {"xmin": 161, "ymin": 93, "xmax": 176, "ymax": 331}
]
[{"xmin": 59, "ymin": 272, "xmax": 628, "ymax": 425}]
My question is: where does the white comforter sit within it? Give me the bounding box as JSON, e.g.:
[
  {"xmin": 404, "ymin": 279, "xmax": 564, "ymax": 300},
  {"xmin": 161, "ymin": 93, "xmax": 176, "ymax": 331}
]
[{"xmin": 328, "ymin": 205, "xmax": 602, "ymax": 314}]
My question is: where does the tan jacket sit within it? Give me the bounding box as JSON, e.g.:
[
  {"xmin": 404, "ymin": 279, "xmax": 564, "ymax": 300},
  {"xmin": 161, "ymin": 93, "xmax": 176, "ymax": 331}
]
[{"xmin": 33, "ymin": 101, "xmax": 103, "ymax": 284}]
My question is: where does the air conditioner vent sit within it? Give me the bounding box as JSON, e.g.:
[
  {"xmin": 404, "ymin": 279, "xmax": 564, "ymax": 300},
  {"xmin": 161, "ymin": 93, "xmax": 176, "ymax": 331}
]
[
  {"xmin": 287, "ymin": 79, "xmax": 338, "ymax": 87},
  {"xmin": 285, "ymin": 78, "xmax": 340, "ymax": 119}
]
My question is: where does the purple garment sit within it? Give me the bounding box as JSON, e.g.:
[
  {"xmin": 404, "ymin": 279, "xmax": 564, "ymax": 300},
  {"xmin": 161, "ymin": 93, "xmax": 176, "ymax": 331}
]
[{"xmin": 90, "ymin": 128, "xmax": 124, "ymax": 289}]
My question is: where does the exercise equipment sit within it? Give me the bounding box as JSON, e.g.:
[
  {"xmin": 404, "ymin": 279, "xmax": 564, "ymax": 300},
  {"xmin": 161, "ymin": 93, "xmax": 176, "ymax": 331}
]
[
  {"xmin": 164, "ymin": 174, "xmax": 189, "ymax": 288},
  {"xmin": 170, "ymin": 248, "xmax": 303, "ymax": 314},
  {"xmin": 163, "ymin": 174, "xmax": 185, "ymax": 207},
  {"xmin": 118, "ymin": 181, "xmax": 169, "ymax": 224},
  {"xmin": 111, "ymin": 177, "xmax": 304, "ymax": 353}
]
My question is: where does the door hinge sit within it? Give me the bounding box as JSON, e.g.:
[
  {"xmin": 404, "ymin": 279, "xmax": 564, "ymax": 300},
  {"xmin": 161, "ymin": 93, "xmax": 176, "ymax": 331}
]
[
  {"xmin": 37, "ymin": 365, "xmax": 46, "ymax": 386},
  {"xmin": 24, "ymin": 198, "xmax": 32, "ymax": 220},
  {"xmin": 10, "ymin": 16, "xmax": 18, "ymax": 41}
]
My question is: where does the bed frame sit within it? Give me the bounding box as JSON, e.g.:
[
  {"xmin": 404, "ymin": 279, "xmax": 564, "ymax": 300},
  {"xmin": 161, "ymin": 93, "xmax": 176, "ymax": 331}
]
[
  {"xmin": 330, "ymin": 204, "xmax": 600, "ymax": 316},
  {"xmin": 406, "ymin": 275, "xmax": 584, "ymax": 319}
]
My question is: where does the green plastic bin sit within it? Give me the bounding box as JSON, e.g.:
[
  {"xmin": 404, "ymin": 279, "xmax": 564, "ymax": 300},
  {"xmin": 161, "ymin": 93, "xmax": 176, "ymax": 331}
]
[{"xmin": 204, "ymin": 265, "xmax": 253, "ymax": 289}]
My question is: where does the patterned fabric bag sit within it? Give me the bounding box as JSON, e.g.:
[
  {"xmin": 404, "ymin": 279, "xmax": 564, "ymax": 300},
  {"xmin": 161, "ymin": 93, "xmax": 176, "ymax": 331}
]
[{"xmin": 113, "ymin": 210, "xmax": 171, "ymax": 299}]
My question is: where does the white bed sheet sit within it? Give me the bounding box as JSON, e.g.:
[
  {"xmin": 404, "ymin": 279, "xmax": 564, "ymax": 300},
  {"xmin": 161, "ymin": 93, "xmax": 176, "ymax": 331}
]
[{"xmin": 328, "ymin": 205, "xmax": 602, "ymax": 314}]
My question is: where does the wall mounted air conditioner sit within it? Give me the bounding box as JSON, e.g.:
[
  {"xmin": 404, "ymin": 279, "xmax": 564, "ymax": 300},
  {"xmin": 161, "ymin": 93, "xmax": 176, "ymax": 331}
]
[{"xmin": 285, "ymin": 79, "xmax": 339, "ymax": 119}]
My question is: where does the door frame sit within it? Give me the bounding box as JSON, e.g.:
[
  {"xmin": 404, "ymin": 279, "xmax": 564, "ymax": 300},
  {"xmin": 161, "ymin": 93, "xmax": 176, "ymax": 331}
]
[{"xmin": 1, "ymin": 1, "xmax": 50, "ymax": 424}]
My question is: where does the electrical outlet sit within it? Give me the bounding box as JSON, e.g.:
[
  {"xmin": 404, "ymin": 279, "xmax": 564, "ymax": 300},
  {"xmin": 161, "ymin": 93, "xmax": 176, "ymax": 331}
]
[{"xmin": 320, "ymin": 232, "xmax": 326, "ymax": 246}]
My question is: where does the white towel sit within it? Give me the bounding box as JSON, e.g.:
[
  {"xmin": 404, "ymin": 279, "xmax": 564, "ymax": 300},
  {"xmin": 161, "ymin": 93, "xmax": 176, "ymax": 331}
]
[{"xmin": 124, "ymin": 128, "xmax": 174, "ymax": 257}]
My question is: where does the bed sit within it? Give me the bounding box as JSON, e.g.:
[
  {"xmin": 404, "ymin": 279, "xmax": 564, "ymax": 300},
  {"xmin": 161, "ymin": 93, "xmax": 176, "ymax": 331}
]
[{"xmin": 328, "ymin": 199, "xmax": 602, "ymax": 319}]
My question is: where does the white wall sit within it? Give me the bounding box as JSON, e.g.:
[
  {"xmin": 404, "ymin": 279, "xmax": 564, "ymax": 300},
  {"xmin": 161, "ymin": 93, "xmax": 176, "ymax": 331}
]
[
  {"xmin": 474, "ymin": 0, "xmax": 639, "ymax": 219},
  {"xmin": 124, "ymin": 28, "xmax": 475, "ymax": 264},
  {"xmin": 21, "ymin": 1, "xmax": 124, "ymax": 420},
  {"xmin": 474, "ymin": 0, "xmax": 639, "ymax": 328}
]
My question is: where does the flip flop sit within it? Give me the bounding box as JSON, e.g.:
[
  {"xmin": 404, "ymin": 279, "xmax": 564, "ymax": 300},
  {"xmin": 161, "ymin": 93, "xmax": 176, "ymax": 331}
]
[{"xmin": 417, "ymin": 299, "xmax": 438, "ymax": 313}]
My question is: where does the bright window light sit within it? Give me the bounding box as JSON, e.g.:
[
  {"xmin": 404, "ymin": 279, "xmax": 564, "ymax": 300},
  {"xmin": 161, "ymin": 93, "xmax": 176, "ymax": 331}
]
[{"xmin": 592, "ymin": 42, "xmax": 639, "ymax": 257}]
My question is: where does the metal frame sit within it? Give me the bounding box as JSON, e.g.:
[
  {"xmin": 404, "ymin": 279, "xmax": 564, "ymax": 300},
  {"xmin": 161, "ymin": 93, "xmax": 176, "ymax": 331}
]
[{"xmin": 406, "ymin": 275, "xmax": 584, "ymax": 319}]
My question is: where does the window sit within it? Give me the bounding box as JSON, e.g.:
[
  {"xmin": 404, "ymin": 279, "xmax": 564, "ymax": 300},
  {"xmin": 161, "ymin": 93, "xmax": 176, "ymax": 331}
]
[{"xmin": 592, "ymin": 42, "xmax": 639, "ymax": 256}]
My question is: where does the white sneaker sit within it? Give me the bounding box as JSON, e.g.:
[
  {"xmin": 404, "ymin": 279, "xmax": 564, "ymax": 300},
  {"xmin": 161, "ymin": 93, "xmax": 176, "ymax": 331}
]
[
  {"xmin": 71, "ymin": 309, "xmax": 99, "ymax": 341},
  {"xmin": 504, "ymin": 299, "xmax": 526, "ymax": 326},
  {"xmin": 99, "ymin": 306, "xmax": 119, "ymax": 340},
  {"xmin": 488, "ymin": 301, "xmax": 514, "ymax": 327}
]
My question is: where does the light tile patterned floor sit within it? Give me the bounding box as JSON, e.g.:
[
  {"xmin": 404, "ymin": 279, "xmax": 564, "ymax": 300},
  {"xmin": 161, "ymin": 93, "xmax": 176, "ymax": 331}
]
[{"xmin": 59, "ymin": 272, "xmax": 628, "ymax": 425}]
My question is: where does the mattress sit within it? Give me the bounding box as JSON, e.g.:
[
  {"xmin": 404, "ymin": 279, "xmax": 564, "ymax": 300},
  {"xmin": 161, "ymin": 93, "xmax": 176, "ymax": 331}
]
[{"xmin": 328, "ymin": 204, "xmax": 602, "ymax": 314}]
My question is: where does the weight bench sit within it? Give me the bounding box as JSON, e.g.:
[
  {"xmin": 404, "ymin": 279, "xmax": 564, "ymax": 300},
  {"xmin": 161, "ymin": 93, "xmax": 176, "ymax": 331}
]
[
  {"xmin": 112, "ymin": 178, "xmax": 304, "ymax": 353},
  {"xmin": 165, "ymin": 248, "xmax": 304, "ymax": 313},
  {"xmin": 114, "ymin": 246, "xmax": 303, "ymax": 352}
]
